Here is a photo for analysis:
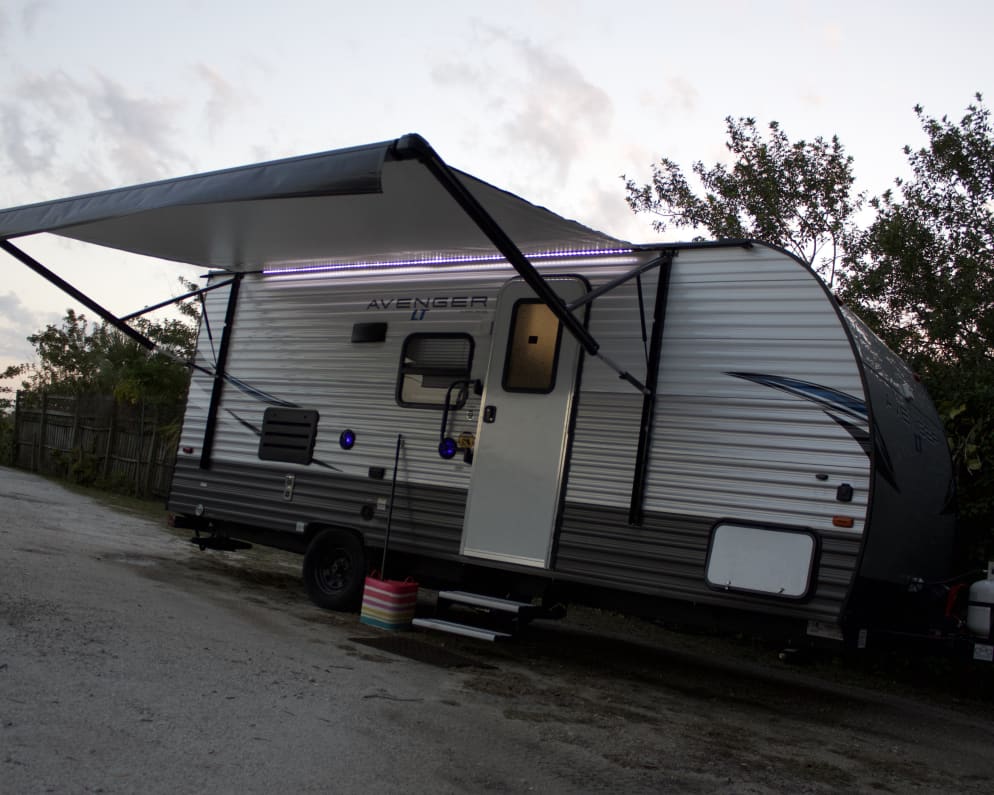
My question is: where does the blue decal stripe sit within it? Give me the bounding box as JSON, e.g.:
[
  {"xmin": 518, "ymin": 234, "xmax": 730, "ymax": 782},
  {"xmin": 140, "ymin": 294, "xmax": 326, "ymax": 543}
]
[{"xmin": 727, "ymin": 372, "xmax": 868, "ymax": 421}]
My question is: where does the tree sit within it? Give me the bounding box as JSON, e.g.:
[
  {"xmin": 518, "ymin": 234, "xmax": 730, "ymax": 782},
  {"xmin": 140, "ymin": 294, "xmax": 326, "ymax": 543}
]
[
  {"xmin": 840, "ymin": 95, "xmax": 993, "ymax": 366},
  {"xmin": 8, "ymin": 279, "xmax": 200, "ymax": 408},
  {"xmin": 624, "ymin": 116, "xmax": 864, "ymax": 285},
  {"xmin": 840, "ymin": 95, "xmax": 994, "ymax": 545},
  {"xmin": 626, "ymin": 99, "xmax": 993, "ymax": 558}
]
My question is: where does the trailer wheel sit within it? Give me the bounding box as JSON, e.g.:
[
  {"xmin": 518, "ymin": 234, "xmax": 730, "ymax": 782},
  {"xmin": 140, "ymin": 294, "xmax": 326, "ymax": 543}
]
[{"xmin": 302, "ymin": 529, "xmax": 365, "ymax": 610}]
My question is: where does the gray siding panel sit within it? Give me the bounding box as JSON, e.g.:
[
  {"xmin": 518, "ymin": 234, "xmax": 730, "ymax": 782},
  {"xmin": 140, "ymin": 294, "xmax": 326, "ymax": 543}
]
[
  {"xmin": 555, "ymin": 503, "xmax": 858, "ymax": 622},
  {"xmin": 168, "ymin": 458, "xmax": 466, "ymax": 558}
]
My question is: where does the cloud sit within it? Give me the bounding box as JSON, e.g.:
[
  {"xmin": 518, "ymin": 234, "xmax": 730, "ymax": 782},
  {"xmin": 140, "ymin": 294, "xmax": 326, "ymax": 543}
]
[
  {"xmin": 498, "ymin": 33, "xmax": 613, "ymax": 183},
  {"xmin": 0, "ymin": 60, "xmax": 257, "ymax": 198},
  {"xmin": 433, "ymin": 25, "xmax": 612, "ymax": 185},
  {"xmin": 0, "ymin": 291, "xmax": 43, "ymax": 361},
  {"xmin": 823, "ymin": 23, "xmax": 843, "ymax": 49},
  {"xmin": 0, "ymin": 101, "xmax": 60, "ymax": 176},
  {"xmin": 21, "ymin": 0, "xmax": 51, "ymax": 35},
  {"xmin": 0, "ymin": 1, "xmax": 50, "ymax": 47},
  {"xmin": 0, "ymin": 67, "xmax": 194, "ymax": 197},
  {"xmin": 664, "ymin": 76, "xmax": 698, "ymax": 113},
  {"xmin": 430, "ymin": 61, "xmax": 484, "ymax": 88},
  {"xmin": 0, "ymin": 326, "xmax": 33, "ymax": 362},
  {"xmin": 85, "ymin": 73, "xmax": 190, "ymax": 182},
  {"xmin": 585, "ymin": 181, "xmax": 637, "ymax": 237},
  {"xmin": 0, "ymin": 70, "xmax": 73, "ymax": 178},
  {"xmin": 194, "ymin": 63, "xmax": 246, "ymax": 138},
  {"xmin": 0, "ymin": 291, "xmax": 37, "ymax": 327}
]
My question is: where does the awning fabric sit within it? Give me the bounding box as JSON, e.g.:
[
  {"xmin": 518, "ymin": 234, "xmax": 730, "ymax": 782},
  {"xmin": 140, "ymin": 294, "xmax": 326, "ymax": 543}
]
[{"xmin": 0, "ymin": 136, "xmax": 627, "ymax": 271}]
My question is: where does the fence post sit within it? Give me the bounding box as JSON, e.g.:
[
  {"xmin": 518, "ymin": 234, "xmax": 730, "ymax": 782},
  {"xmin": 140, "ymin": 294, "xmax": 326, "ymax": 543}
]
[
  {"xmin": 133, "ymin": 402, "xmax": 145, "ymax": 497},
  {"xmin": 143, "ymin": 412, "xmax": 158, "ymax": 498},
  {"xmin": 37, "ymin": 392, "xmax": 48, "ymax": 473},
  {"xmin": 102, "ymin": 401, "xmax": 117, "ymax": 482},
  {"xmin": 70, "ymin": 395, "xmax": 82, "ymax": 451},
  {"xmin": 11, "ymin": 389, "xmax": 22, "ymax": 467}
]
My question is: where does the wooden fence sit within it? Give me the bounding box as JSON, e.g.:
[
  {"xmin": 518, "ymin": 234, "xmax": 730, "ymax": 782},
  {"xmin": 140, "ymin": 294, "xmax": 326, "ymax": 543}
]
[{"xmin": 9, "ymin": 391, "xmax": 184, "ymax": 498}]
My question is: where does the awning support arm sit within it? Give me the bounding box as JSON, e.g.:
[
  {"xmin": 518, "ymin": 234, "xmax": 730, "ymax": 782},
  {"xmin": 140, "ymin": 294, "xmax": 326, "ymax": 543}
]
[
  {"xmin": 566, "ymin": 253, "xmax": 670, "ymax": 312},
  {"xmin": 393, "ymin": 134, "xmax": 658, "ymax": 394},
  {"xmin": 0, "ymin": 239, "xmax": 155, "ymax": 351},
  {"xmin": 121, "ymin": 279, "xmax": 234, "ymax": 321},
  {"xmin": 392, "ymin": 134, "xmax": 600, "ymax": 357}
]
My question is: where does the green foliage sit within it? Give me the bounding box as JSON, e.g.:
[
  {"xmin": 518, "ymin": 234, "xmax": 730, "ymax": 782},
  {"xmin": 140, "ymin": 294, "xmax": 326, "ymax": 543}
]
[
  {"xmin": 628, "ymin": 98, "xmax": 994, "ymax": 558},
  {"xmin": 10, "ymin": 279, "xmax": 200, "ymax": 408},
  {"xmin": 839, "ymin": 95, "xmax": 994, "ymax": 548},
  {"xmin": 624, "ymin": 116, "xmax": 864, "ymax": 285},
  {"xmin": 841, "ymin": 94, "xmax": 994, "ymax": 366},
  {"xmin": 51, "ymin": 446, "xmax": 102, "ymax": 487},
  {"xmin": 0, "ymin": 367, "xmax": 21, "ymax": 416},
  {"xmin": 0, "ymin": 412, "xmax": 13, "ymax": 465}
]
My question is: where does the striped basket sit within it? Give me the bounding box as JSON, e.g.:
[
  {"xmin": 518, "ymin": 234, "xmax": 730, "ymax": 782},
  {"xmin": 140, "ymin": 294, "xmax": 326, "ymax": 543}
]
[{"xmin": 359, "ymin": 576, "xmax": 419, "ymax": 631}]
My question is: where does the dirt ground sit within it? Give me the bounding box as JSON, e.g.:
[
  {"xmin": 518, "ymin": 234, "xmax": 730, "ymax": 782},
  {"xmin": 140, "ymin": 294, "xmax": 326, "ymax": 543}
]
[{"xmin": 2, "ymin": 466, "xmax": 992, "ymax": 793}]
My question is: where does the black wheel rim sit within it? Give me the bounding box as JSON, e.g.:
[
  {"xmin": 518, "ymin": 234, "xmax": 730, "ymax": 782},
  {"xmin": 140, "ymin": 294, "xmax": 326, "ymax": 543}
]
[{"xmin": 314, "ymin": 547, "xmax": 352, "ymax": 594}]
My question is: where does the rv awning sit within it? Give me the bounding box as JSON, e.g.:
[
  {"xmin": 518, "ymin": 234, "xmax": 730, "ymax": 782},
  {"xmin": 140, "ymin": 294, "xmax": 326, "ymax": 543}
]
[{"xmin": 0, "ymin": 135, "xmax": 627, "ymax": 270}]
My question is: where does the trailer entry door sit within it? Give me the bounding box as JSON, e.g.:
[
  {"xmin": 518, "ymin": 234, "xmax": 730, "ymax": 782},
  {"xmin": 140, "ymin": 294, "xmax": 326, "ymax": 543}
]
[{"xmin": 461, "ymin": 277, "xmax": 586, "ymax": 567}]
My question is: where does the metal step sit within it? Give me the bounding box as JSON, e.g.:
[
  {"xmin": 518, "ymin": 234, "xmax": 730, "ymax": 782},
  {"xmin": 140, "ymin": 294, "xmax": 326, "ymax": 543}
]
[
  {"xmin": 412, "ymin": 618, "xmax": 511, "ymax": 642},
  {"xmin": 437, "ymin": 590, "xmax": 536, "ymax": 615}
]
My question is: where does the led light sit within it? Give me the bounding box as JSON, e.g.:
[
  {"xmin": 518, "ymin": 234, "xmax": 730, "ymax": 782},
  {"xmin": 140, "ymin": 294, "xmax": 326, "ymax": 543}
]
[
  {"xmin": 832, "ymin": 516, "xmax": 855, "ymax": 528},
  {"xmin": 438, "ymin": 437, "xmax": 458, "ymax": 459},
  {"xmin": 340, "ymin": 429, "xmax": 356, "ymax": 450},
  {"xmin": 262, "ymin": 247, "xmax": 634, "ymax": 277}
]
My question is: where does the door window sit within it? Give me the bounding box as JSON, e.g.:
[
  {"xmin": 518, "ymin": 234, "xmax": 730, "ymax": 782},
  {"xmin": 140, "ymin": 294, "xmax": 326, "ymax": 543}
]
[{"xmin": 502, "ymin": 300, "xmax": 562, "ymax": 393}]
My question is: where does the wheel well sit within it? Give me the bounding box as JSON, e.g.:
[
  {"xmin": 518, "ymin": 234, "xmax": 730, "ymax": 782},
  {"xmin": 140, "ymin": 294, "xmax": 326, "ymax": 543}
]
[{"xmin": 304, "ymin": 523, "xmax": 365, "ymax": 549}]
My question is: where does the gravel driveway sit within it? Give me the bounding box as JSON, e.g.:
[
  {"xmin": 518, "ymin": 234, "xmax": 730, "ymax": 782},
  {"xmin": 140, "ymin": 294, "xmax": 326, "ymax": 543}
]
[{"xmin": 1, "ymin": 466, "xmax": 991, "ymax": 793}]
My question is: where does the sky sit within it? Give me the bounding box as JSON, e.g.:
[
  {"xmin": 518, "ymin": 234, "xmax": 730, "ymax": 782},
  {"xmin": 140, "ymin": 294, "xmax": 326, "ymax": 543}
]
[{"xmin": 0, "ymin": 0, "xmax": 991, "ymax": 384}]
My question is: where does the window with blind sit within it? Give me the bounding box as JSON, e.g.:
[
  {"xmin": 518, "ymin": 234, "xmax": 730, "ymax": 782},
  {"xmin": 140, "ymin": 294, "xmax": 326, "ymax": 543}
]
[{"xmin": 396, "ymin": 333, "xmax": 474, "ymax": 409}]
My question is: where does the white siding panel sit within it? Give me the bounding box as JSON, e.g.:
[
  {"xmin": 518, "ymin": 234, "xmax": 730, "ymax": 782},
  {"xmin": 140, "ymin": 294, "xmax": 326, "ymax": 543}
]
[
  {"xmin": 204, "ymin": 273, "xmax": 500, "ymax": 488},
  {"xmin": 567, "ymin": 246, "xmax": 870, "ymax": 534}
]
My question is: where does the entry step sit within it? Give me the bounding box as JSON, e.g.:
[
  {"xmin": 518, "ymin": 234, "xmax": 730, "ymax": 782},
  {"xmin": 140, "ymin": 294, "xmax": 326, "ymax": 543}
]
[
  {"xmin": 437, "ymin": 590, "xmax": 537, "ymax": 615},
  {"xmin": 412, "ymin": 618, "xmax": 511, "ymax": 642}
]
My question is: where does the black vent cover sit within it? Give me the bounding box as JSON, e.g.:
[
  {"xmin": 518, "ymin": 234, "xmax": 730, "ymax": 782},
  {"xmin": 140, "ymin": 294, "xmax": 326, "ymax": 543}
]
[
  {"xmin": 258, "ymin": 408, "xmax": 320, "ymax": 464},
  {"xmin": 352, "ymin": 322, "xmax": 387, "ymax": 343}
]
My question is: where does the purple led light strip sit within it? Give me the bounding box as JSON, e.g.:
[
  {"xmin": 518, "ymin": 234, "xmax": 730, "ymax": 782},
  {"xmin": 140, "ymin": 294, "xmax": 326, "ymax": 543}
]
[{"xmin": 262, "ymin": 247, "xmax": 634, "ymax": 276}]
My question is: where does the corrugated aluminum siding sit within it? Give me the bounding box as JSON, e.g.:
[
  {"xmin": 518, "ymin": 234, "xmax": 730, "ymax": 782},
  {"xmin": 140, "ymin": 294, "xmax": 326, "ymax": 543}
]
[
  {"xmin": 170, "ymin": 457, "xmax": 467, "ymax": 558},
  {"xmin": 180, "ymin": 270, "xmax": 497, "ymax": 488},
  {"xmin": 568, "ymin": 245, "xmax": 870, "ymax": 533},
  {"xmin": 173, "ymin": 253, "xmax": 645, "ymax": 507},
  {"xmin": 171, "ymin": 246, "xmax": 868, "ymax": 623},
  {"xmin": 560, "ymin": 245, "xmax": 868, "ymax": 622},
  {"xmin": 554, "ymin": 504, "xmax": 861, "ymax": 622}
]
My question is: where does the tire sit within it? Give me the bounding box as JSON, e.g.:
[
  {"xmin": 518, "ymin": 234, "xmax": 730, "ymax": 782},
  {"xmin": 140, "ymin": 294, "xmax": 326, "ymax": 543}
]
[{"xmin": 302, "ymin": 529, "xmax": 365, "ymax": 610}]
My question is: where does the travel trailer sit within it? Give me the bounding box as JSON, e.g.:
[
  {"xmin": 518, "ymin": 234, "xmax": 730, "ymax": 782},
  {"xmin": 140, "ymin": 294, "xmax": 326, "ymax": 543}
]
[{"xmin": 0, "ymin": 135, "xmax": 961, "ymax": 645}]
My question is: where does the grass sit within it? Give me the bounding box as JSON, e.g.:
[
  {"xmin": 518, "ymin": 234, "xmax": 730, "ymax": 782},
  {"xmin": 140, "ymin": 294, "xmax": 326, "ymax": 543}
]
[{"xmin": 37, "ymin": 471, "xmax": 172, "ymax": 523}]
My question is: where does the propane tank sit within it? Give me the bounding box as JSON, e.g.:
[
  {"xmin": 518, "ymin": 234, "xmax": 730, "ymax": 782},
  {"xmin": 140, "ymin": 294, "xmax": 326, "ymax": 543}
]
[{"xmin": 967, "ymin": 561, "xmax": 994, "ymax": 640}]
